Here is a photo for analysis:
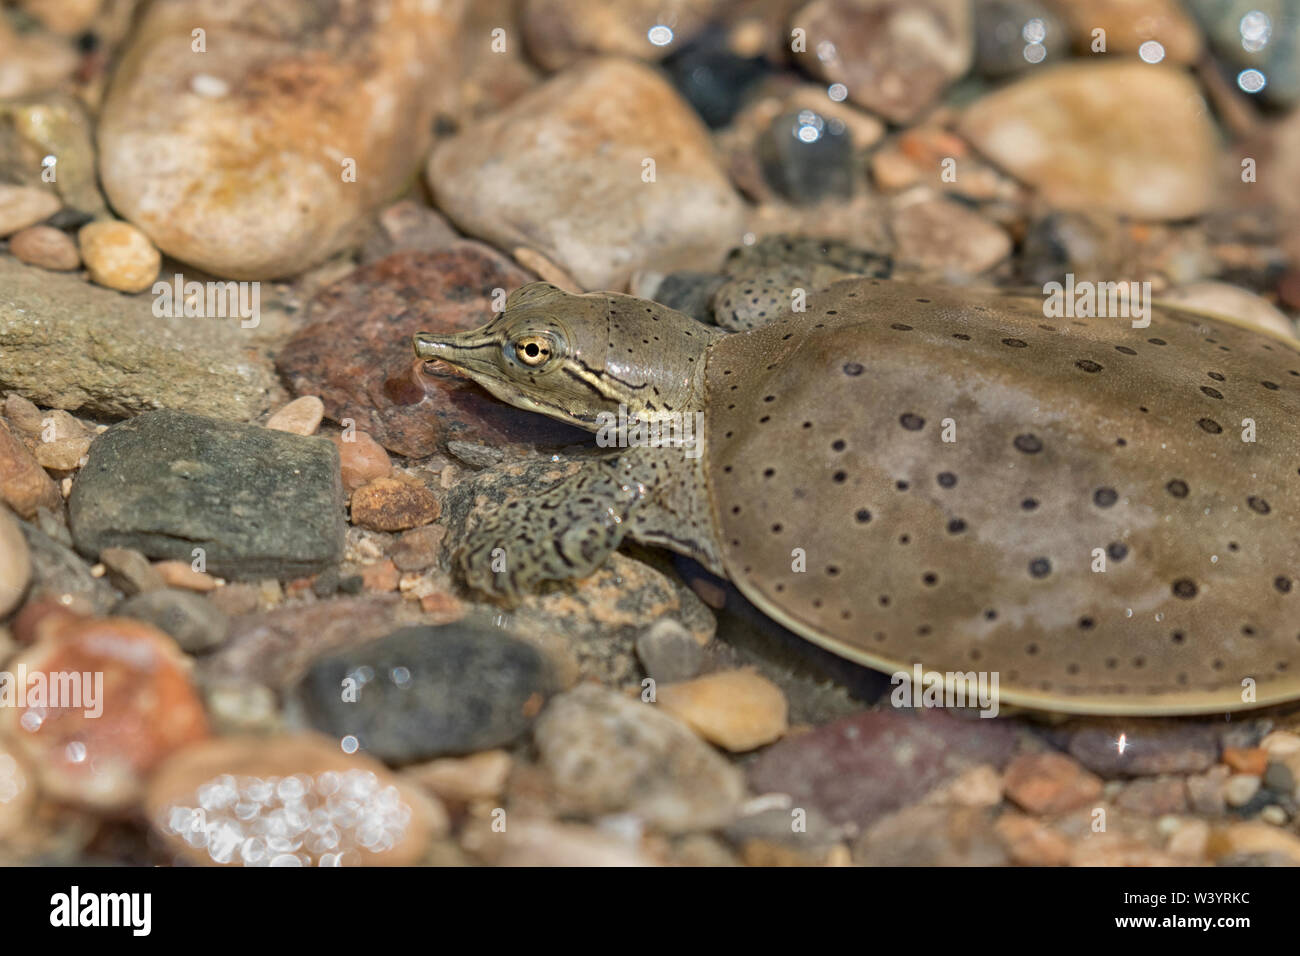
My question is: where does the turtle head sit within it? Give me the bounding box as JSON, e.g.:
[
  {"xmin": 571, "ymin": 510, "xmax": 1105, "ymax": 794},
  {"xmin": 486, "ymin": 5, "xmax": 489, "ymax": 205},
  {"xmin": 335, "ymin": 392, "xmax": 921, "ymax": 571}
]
[{"xmin": 413, "ymin": 282, "xmax": 715, "ymax": 431}]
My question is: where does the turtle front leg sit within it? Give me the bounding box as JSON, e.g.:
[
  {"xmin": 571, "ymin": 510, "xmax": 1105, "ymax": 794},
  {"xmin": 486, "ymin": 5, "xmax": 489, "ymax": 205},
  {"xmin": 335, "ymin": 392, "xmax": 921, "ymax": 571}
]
[{"xmin": 457, "ymin": 456, "xmax": 649, "ymax": 601}]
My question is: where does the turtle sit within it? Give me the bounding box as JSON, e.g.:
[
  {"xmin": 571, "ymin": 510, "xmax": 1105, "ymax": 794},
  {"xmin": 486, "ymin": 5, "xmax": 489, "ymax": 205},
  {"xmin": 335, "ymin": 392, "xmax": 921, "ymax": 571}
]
[{"xmin": 413, "ymin": 276, "xmax": 1300, "ymax": 715}]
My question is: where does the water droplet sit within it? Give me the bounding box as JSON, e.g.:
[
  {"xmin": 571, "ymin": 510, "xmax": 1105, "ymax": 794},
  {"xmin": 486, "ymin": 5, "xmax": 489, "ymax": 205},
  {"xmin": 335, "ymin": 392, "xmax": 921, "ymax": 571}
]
[
  {"xmin": 647, "ymin": 25, "xmax": 674, "ymax": 47},
  {"xmin": 1240, "ymin": 11, "xmax": 1271, "ymax": 53},
  {"xmin": 1238, "ymin": 68, "xmax": 1267, "ymax": 93},
  {"xmin": 341, "ymin": 735, "xmax": 359, "ymax": 754},
  {"xmin": 1138, "ymin": 40, "xmax": 1165, "ymax": 63},
  {"xmin": 827, "ymin": 83, "xmax": 848, "ymax": 102},
  {"xmin": 1022, "ymin": 18, "xmax": 1047, "ymax": 43},
  {"xmin": 1023, "ymin": 42, "xmax": 1046, "ymax": 64}
]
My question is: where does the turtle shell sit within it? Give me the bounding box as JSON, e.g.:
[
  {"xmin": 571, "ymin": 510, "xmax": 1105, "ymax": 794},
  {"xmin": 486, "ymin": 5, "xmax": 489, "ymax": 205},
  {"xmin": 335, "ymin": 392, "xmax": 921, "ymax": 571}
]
[{"xmin": 704, "ymin": 278, "xmax": 1300, "ymax": 714}]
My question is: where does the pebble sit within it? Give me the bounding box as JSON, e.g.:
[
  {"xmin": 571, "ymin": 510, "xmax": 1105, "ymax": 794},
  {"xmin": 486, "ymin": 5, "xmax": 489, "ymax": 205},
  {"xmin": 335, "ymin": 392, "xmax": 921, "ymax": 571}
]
[
  {"xmin": 265, "ymin": 396, "xmax": 325, "ymax": 436},
  {"xmin": 0, "ymin": 614, "xmax": 209, "ymax": 810},
  {"xmin": 278, "ymin": 244, "xmax": 584, "ymax": 459},
  {"xmin": 1187, "ymin": 765, "xmax": 1230, "ymax": 816},
  {"xmin": 152, "ymin": 560, "xmax": 219, "ymax": 592},
  {"xmin": 498, "ymin": 819, "xmax": 654, "ymax": 867},
  {"xmin": 662, "ymin": 24, "xmax": 770, "ymax": 128},
  {"xmin": 116, "ymin": 588, "xmax": 229, "ymax": 654},
  {"xmin": 855, "ymin": 804, "xmax": 1006, "ymax": 866},
  {"xmin": 76, "ymin": 221, "xmax": 160, "ymax": 294},
  {"xmin": 520, "ymin": 0, "xmax": 714, "ymax": 71},
  {"xmin": 0, "ymin": 505, "xmax": 32, "ymax": 618},
  {"xmin": 349, "ymin": 476, "xmax": 440, "ymax": 533},
  {"xmin": 8, "ymin": 225, "xmax": 80, "ymax": 271},
  {"xmin": 1166, "ymin": 818, "xmax": 1211, "ymax": 860},
  {"xmin": 429, "ymin": 58, "xmax": 746, "ymax": 290},
  {"xmin": 746, "ymin": 709, "xmax": 1017, "ymax": 830},
  {"xmin": 891, "ymin": 191, "xmax": 1012, "ymax": 275},
  {"xmin": 0, "ymin": 740, "xmax": 35, "ymax": 841},
  {"xmin": 959, "ymin": 62, "xmax": 1218, "ymax": 221},
  {"xmin": 97, "ymin": 0, "xmax": 460, "ymax": 279},
  {"xmin": 1263, "ymin": 759, "xmax": 1297, "ymax": 797},
  {"xmin": 99, "ymin": 546, "xmax": 166, "ymax": 595},
  {"xmin": 0, "ymin": 20, "xmax": 78, "ymax": 99},
  {"xmin": 994, "ymin": 811, "xmax": 1072, "ymax": 866},
  {"xmin": 923, "ymin": 764, "xmax": 1004, "ymax": 808},
  {"xmin": 30, "ymin": 409, "xmax": 92, "ymax": 471},
  {"xmin": 1161, "ymin": 281, "xmax": 1296, "ymax": 340},
  {"xmin": 328, "ymin": 430, "xmax": 392, "ymax": 492},
  {"xmin": 68, "ymin": 410, "xmax": 345, "ymax": 580},
  {"xmin": 1209, "ymin": 821, "xmax": 1300, "ymax": 865},
  {"xmin": 145, "ymin": 734, "xmax": 446, "ymax": 866},
  {"xmin": 656, "ymin": 669, "xmax": 788, "ymax": 752},
  {"xmin": 405, "ymin": 750, "xmax": 513, "ymax": 805},
  {"xmin": 973, "ymin": 0, "xmax": 1068, "ymax": 77},
  {"xmin": 534, "ymin": 684, "xmax": 744, "ymax": 833},
  {"xmin": 0, "ymin": 419, "xmax": 62, "ymax": 519},
  {"xmin": 297, "ymin": 624, "xmax": 556, "ymax": 764},
  {"xmin": 1224, "ymin": 773, "xmax": 1262, "ymax": 808},
  {"xmin": 0, "ymin": 184, "xmax": 60, "ymax": 238},
  {"xmin": 390, "ymin": 525, "xmax": 446, "ymax": 573},
  {"xmin": 1114, "ymin": 775, "xmax": 1190, "ymax": 816},
  {"xmin": 1188, "ymin": 0, "xmax": 1300, "ymax": 107},
  {"xmin": 1223, "ymin": 745, "xmax": 1271, "ymax": 776},
  {"xmin": 756, "ymin": 108, "xmax": 854, "ymax": 204},
  {"xmin": 1055, "ymin": 0, "xmax": 1202, "ymax": 64},
  {"xmin": 12, "ymin": 522, "xmax": 117, "ymax": 616},
  {"xmin": 636, "ymin": 618, "xmax": 705, "ymax": 683},
  {"xmin": 1062, "ymin": 717, "xmax": 1219, "ymax": 777},
  {"xmin": 0, "ymin": 258, "xmax": 280, "ymax": 421},
  {"xmin": 792, "ymin": 0, "xmax": 973, "ymax": 123},
  {"xmin": 358, "ymin": 559, "xmax": 399, "ymax": 593},
  {"xmin": 1262, "ymin": 730, "xmax": 1300, "ymax": 756},
  {"xmin": 1003, "ymin": 751, "xmax": 1104, "ymax": 815},
  {"xmin": 446, "ymin": 441, "xmax": 505, "ymax": 470}
]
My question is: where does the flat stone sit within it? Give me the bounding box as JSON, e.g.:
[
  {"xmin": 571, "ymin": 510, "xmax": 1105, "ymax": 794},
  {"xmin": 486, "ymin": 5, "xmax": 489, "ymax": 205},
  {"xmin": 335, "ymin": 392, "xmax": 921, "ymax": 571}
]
[
  {"xmin": 656, "ymin": 669, "xmax": 788, "ymax": 752},
  {"xmin": 97, "ymin": 0, "xmax": 462, "ymax": 279},
  {"xmin": 534, "ymin": 684, "xmax": 745, "ymax": 833},
  {"xmin": 855, "ymin": 804, "xmax": 1006, "ymax": 865},
  {"xmin": 0, "ymin": 183, "xmax": 59, "ymax": 237},
  {"xmin": 99, "ymin": 546, "xmax": 167, "ymax": 595},
  {"xmin": 145, "ymin": 734, "xmax": 446, "ymax": 866},
  {"xmin": 116, "ymin": 588, "xmax": 230, "ymax": 654},
  {"xmin": 349, "ymin": 476, "xmax": 440, "ymax": 533},
  {"xmin": 390, "ymin": 525, "xmax": 446, "ymax": 573},
  {"xmin": 277, "ymin": 244, "xmax": 586, "ymax": 458},
  {"xmin": 636, "ymin": 618, "xmax": 705, "ymax": 683},
  {"xmin": 8, "ymin": 225, "xmax": 80, "ymax": 271},
  {"xmin": 0, "ymin": 258, "xmax": 281, "ymax": 420},
  {"xmin": 265, "ymin": 395, "xmax": 324, "ymax": 436},
  {"xmin": 746, "ymin": 708, "xmax": 1018, "ymax": 830},
  {"xmin": 298, "ymin": 623, "xmax": 557, "ymax": 763},
  {"xmin": 15, "ymin": 519, "xmax": 118, "ymax": 615},
  {"xmin": 428, "ymin": 57, "xmax": 746, "ymax": 290},
  {"xmin": 891, "ymin": 191, "xmax": 1012, "ymax": 275},
  {"xmin": 1002, "ymin": 751, "xmax": 1103, "ymax": 815},
  {"xmin": 960, "ymin": 61, "xmax": 1219, "ymax": 220},
  {"xmin": 1062, "ymin": 717, "xmax": 1219, "ymax": 777},
  {"xmin": 68, "ymin": 410, "xmax": 345, "ymax": 580},
  {"xmin": 520, "ymin": 0, "xmax": 715, "ymax": 71}
]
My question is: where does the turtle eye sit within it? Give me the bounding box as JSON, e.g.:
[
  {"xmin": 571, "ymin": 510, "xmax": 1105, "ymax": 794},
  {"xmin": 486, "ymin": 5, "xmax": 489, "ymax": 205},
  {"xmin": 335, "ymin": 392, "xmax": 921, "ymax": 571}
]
[{"xmin": 509, "ymin": 332, "xmax": 559, "ymax": 368}]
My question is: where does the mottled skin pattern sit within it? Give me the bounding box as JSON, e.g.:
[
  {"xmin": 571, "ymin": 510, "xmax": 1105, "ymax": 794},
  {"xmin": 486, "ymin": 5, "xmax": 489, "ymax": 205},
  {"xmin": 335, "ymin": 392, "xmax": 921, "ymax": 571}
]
[{"xmin": 416, "ymin": 278, "xmax": 1300, "ymax": 715}]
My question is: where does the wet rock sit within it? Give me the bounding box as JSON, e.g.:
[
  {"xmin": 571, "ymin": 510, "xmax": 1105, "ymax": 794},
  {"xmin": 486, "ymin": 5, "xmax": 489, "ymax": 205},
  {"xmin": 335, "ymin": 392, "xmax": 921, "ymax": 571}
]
[
  {"xmin": 0, "ymin": 258, "xmax": 280, "ymax": 420},
  {"xmin": 656, "ymin": 669, "xmax": 788, "ymax": 752},
  {"xmin": 16, "ymin": 520, "xmax": 118, "ymax": 615},
  {"xmin": 746, "ymin": 709, "xmax": 1018, "ymax": 830},
  {"xmin": 1063, "ymin": 718, "xmax": 1219, "ymax": 777},
  {"xmin": 662, "ymin": 25, "xmax": 770, "ymax": 128},
  {"xmin": 0, "ymin": 420, "xmax": 61, "ymax": 519},
  {"xmin": 756, "ymin": 108, "xmax": 854, "ymax": 204},
  {"xmin": 636, "ymin": 618, "xmax": 705, "ymax": 683},
  {"xmin": 99, "ymin": 546, "xmax": 167, "ymax": 595},
  {"xmin": 521, "ymin": 0, "xmax": 714, "ymax": 71},
  {"xmin": 146, "ymin": 734, "xmax": 446, "ymax": 866},
  {"xmin": 1162, "ymin": 281, "xmax": 1296, "ymax": 339},
  {"xmin": 97, "ymin": 0, "xmax": 462, "ymax": 279},
  {"xmin": 973, "ymin": 0, "xmax": 1068, "ymax": 77},
  {"xmin": 278, "ymin": 244, "xmax": 586, "ymax": 458},
  {"xmin": 1188, "ymin": 0, "xmax": 1300, "ymax": 107},
  {"xmin": 1052, "ymin": 0, "xmax": 1203, "ymax": 64},
  {"xmin": 265, "ymin": 396, "xmax": 324, "ymax": 436},
  {"xmin": 203, "ymin": 595, "xmax": 404, "ymax": 688},
  {"xmin": 0, "ymin": 184, "xmax": 59, "ymax": 238},
  {"xmin": 1114, "ymin": 775, "xmax": 1190, "ymax": 816},
  {"xmin": 390, "ymin": 525, "xmax": 446, "ymax": 573},
  {"xmin": 0, "ymin": 615, "xmax": 209, "ymax": 810},
  {"xmin": 0, "ymin": 506, "xmax": 31, "ymax": 618},
  {"xmin": 855, "ymin": 805, "xmax": 1006, "ymax": 866},
  {"xmin": 405, "ymin": 749, "xmax": 513, "ymax": 805},
  {"xmin": 535, "ymin": 684, "xmax": 744, "ymax": 833},
  {"xmin": 995, "ymin": 811, "xmax": 1072, "ymax": 866},
  {"xmin": 1003, "ymin": 751, "xmax": 1103, "ymax": 815},
  {"xmin": 791, "ymin": 0, "xmax": 973, "ymax": 124},
  {"xmin": 77, "ymin": 220, "xmax": 160, "ymax": 294},
  {"xmin": 68, "ymin": 410, "xmax": 345, "ymax": 581},
  {"xmin": 960, "ymin": 62, "xmax": 1218, "ymax": 220},
  {"xmin": 429, "ymin": 58, "xmax": 746, "ymax": 291},
  {"xmin": 1209, "ymin": 820, "xmax": 1300, "ymax": 865},
  {"xmin": 298, "ymin": 624, "xmax": 556, "ymax": 763},
  {"xmin": 349, "ymin": 476, "xmax": 440, "ymax": 533},
  {"xmin": 116, "ymin": 588, "xmax": 230, "ymax": 654},
  {"xmin": 8, "ymin": 225, "xmax": 80, "ymax": 271},
  {"xmin": 891, "ymin": 191, "xmax": 1012, "ymax": 275}
]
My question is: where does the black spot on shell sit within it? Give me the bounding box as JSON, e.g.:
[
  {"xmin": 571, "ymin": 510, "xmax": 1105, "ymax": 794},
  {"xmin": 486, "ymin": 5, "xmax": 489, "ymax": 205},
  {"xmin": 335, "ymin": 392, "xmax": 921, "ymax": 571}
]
[
  {"xmin": 1262, "ymin": 380, "xmax": 1280, "ymax": 391},
  {"xmin": 1166, "ymin": 479, "xmax": 1189, "ymax": 498},
  {"xmin": 1075, "ymin": 359, "xmax": 1103, "ymax": 373},
  {"xmin": 947, "ymin": 518, "xmax": 967, "ymax": 534},
  {"xmin": 1115, "ymin": 346, "xmax": 1137, "ymax": 355},
  {"xmin": 937, "ymin": 471, "xmax": 957, "ymax": 488},
  {"xmin": 1093, "ymin": 487, "xmax": 1118, "ymax": 508},
  {"xmin": 855, "ymin": 509, "xmax": 871, "ymax": 523},
  {"xmin": 1002, "ymin": 338, "xmax": 1028, "ymax": 348},
  {"xmin": 1148, "ymin": 338, "xmax": 1166, "ymax": 346},
  {"xmin": 1013, "ymin": 434, "xmax": 1042, "ymax": 454},
  {"xmin": 1200, "ymin": 386, "xmax": 1223, "ymax": 399},
  {"xmin": 1197, "ymin": 418, "xmax": 1222, "ymax": 434},
  {"xmin": 1021, "ymin": 498, "xmax": 1039, "ymax": 510},
  {"xmin": 843, "ymin": 362, "xmax": 864, "ymax": 376},
  {"xmin": 1029, "ymin": 557, "xmax": 1051, "ymax": 578},
  {"xmin": 952, "ymin": 333, "xmax": 971, "ymax": 341},
  {"xmin": 900, "ymin": 413, "xmax": 925, "ymax": 431},
  {"xmin": 1107, "ymin": 542, "xmax": 1128, "ymax": 561},
  {"xmin": 1276, "ymin": 576, "xmax": 1293, "ymax": 594},
  {"xmin": 1208, "ymin": 371, "xmax": 1225, "ymax": 381},
  {"xmin": 1248, "ymin": 496, "xmax": 1271, "ymax": 515},
  {"xmin": 1172, "ymin": 578, "xmax": 1198, "ymax": 599},
  {"xmin": 1078, "ymin": 617, "xmax": 1095, "ymax": 630},
  {"xmin": 890, "ymin": 323, "xmax": 913, "ymax": 331}
]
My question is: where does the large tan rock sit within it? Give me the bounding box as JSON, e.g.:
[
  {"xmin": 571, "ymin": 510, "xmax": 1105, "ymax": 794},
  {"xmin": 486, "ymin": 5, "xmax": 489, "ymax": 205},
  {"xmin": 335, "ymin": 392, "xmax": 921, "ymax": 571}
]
[{"xmin": 97, "ymin": 0, "xmax": 464, "ymax": 279}]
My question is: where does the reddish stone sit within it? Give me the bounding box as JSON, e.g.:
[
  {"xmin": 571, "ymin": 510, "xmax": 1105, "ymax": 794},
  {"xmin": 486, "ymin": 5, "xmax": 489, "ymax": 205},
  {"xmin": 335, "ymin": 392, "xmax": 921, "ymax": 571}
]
[
  {"xmin": 276, "ymin": 243, "xmax": 588, "ymax": 457},
  {"xmin": 350, "ymin": 475, "xmax": 440, "ymax": 532},
  {"xmin": 327, "ymin": 430, "xmax": 391, "ymax": 492},
  {"xmin": 0, "ymin": 419, "xmax": 62, "ymax": 519},
  {"xmin": 0, "ymin": 615, "xmax": 209, "ymax": 810}
]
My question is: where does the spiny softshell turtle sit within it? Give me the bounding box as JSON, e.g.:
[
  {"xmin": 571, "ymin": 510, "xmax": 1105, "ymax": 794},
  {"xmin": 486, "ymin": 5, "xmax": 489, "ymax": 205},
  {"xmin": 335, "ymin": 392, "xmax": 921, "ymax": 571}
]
[{"xmin": 414, "ymin": 277, "xmax": 1300, "ymax": 715}]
